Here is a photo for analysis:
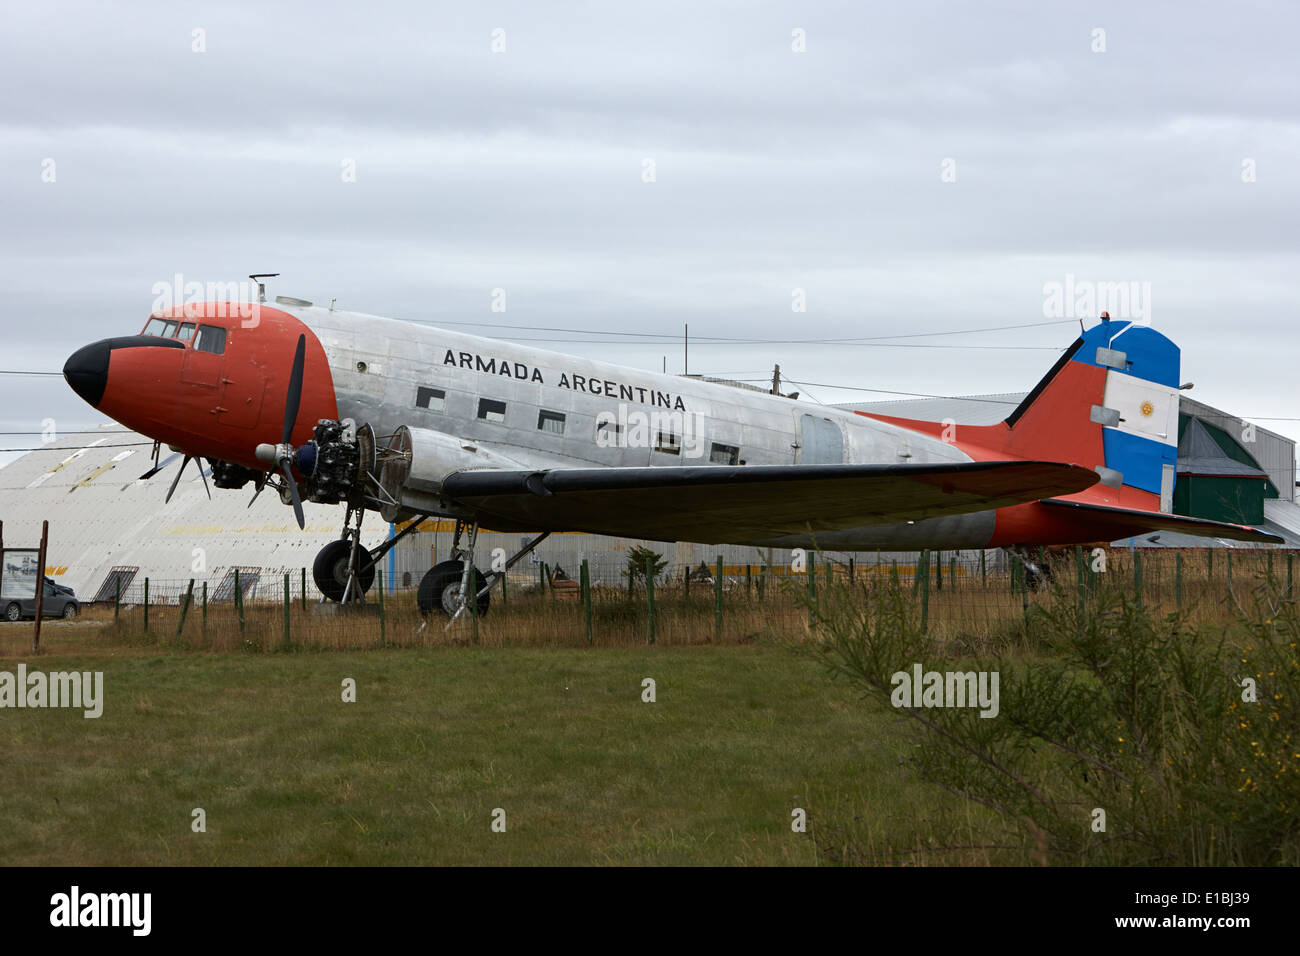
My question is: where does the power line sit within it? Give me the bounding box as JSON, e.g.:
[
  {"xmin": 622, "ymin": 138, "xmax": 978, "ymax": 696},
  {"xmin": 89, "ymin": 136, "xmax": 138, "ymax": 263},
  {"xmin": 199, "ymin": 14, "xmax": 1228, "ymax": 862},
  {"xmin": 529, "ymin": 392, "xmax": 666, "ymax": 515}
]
[
  {"xmin": 735, "ymin": 378, "xmax": 1024, "ymax": 404},
  {"xmin": 405, "ymin": 317, "xmax": 1077, "ymax": 344},
  {"xmin": 0, "ymin": 442, "xmax": 155, "ymax": 452},
  {"xmin": 0, "ymin": 429, "xmax": 124, "ymax": 436}
]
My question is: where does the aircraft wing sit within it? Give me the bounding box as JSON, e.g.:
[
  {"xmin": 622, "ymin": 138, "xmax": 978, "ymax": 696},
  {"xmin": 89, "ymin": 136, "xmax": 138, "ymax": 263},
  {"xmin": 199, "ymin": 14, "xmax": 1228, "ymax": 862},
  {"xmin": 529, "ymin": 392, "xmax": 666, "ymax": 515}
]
[
  {"xmin": 435, "ymin": 460, "xmax": 1098, "ymax": 542},
  {"xmin": 1040, "ymin": 498, "xmax": 1284, "ymax": 544}
]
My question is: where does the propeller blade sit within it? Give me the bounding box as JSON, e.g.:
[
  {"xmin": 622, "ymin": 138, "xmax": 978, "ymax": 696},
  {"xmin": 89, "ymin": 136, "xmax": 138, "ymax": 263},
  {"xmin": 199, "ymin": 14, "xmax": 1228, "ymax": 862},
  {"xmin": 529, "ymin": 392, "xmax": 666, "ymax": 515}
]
[
  {"xmin": 281, "ymin": 462, "xmax": 305, "ymax": 529},
  {"xmin": 281, "ymin": 334, "xmax": 306, "ymax": 446},
  {"xmin": 164, "ymin": 455, "xmax": 191, "ymax": 504},
  {"xmin": 248, "ymin": 475, "xmax": 267, "ymax": 509}
]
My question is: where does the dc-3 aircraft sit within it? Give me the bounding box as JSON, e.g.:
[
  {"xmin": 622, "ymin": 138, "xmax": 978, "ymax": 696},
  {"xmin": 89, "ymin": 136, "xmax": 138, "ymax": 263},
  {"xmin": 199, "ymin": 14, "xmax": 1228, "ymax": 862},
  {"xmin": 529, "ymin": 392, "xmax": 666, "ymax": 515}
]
[{"xmin": 62, "ymin": 284, "xmax": 1280, "ymax": 616}]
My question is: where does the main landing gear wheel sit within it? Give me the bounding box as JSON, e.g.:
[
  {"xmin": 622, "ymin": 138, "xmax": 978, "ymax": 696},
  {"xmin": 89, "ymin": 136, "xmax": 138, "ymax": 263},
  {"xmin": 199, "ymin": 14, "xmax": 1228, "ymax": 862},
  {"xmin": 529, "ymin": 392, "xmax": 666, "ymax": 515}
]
[
  {"xmin": 418, "ymin": 561, "xmax": 490, "ymax": 618},
  {"xmin": 313, "ymin": 539, "xmax": 376, "ymax": 602}
]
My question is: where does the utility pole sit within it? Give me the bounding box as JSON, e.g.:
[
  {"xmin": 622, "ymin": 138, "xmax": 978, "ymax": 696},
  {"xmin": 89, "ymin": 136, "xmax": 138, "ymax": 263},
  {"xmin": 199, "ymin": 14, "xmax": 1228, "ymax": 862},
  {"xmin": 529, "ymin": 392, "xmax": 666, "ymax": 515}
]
[
  {"xmin": 771, "ymin": 364, "xmax": 781, "ymax": 395},
  {"xmin": 684, "ymin": 324, "xmax": 689, "ymax": 375}
]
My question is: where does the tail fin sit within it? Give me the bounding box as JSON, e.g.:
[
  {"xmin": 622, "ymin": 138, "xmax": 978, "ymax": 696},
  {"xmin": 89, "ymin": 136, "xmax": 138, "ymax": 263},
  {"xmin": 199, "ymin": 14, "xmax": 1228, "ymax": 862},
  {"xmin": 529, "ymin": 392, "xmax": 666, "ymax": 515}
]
[{"xmin": 858, "ymin": 318, "xmax": 1182, "ymax": 510}]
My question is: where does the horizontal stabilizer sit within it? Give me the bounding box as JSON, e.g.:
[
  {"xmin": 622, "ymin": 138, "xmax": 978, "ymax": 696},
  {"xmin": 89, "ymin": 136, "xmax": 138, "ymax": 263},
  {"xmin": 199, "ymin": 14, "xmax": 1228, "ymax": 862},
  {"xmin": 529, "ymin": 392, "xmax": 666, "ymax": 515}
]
[
  {"xmin": 1040, "ymin": 498, "xmax": 1283, "ymax": 544},
  {"xmin": 438, "ymin": 459, "xmax": 1099, "ymax": 543}
]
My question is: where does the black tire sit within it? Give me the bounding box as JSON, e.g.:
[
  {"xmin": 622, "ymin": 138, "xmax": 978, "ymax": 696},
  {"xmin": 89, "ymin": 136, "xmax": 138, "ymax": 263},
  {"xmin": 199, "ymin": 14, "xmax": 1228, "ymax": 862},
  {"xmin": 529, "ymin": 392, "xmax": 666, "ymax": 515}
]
[
  {"xmin": 62, "ymin": 603, "xmax": 78, "ymax": 619},
  {"xmin": 417, "ymin": 561, "xmax": 491, "ymax": 618},
  {"xmin": 4, "ymin": 602, "xmax": 20, "ymax": 623},
  {"xmin": 313, "ymin": 539, "xmax": 376, "ymax": 603}
]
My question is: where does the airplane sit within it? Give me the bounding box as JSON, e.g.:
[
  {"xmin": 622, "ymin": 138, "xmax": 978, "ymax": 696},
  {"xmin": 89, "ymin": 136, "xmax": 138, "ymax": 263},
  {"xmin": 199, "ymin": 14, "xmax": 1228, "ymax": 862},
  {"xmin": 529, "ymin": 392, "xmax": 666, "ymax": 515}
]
[{"xmin": 61, "ymin": 284, "xmax": 1281, "ymax": 616}]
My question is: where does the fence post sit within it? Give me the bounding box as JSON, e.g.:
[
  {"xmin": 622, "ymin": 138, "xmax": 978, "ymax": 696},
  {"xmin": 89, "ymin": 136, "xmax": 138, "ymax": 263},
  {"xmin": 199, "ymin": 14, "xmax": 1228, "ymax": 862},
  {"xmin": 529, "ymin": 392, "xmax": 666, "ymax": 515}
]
[
  {"xmin": 1175, "ymin": 552, "xmax": 1183, "ymax": 609},
  {"xmin": 848, "ymin": 557, "xmax": 854, "ymax": 583},
  {"xmin": 301, "ymin": 567, "xmax": 307, "ymax": 611},
  {"xmin": 746, "ymin": 564, "xmax": 753, "ymax": 596},
  {"xmin": 143, "ymin": 577, "xmax": 149, "ymax": 633},
  {"xmin": 177, "ymin": 579, "xmax": 194, "ymax": 637},
  {"xmin": 115, "ymin": 577, "xmax": 120, "ymax": 623},
  {"xmin": 283, "ymin": 572, "xmax": 291, "ymax": 648},
  {"xmin": 377, "ymin": 569, "xmax": 385, "ymax": 647},
  {"xmin": 32, "ymin": 520, "xmax": 47, "ymax": 654},
  {"xmin": 1289, "ymin": 552, "xmax": 1294, "ymax": 599},
  {"xmin": 469, "ymin": 565, "xmax": 479, "ymax": 644},
  {"xmin": 1226, "ymin": 550, "xmax": 1233, "ymax": 599},
  {"xmin": 1207, "ymin": 549, "xmax": 1213, "ymax": 582},
  {"xmin": 808, "ymin": 552, "xmax": 817, "ymax": 627},
  {"xmin": 980, "ymin": 549, "xmax": 986, "ymax": 586},
  {"xmin": 1075, "ymin": 546, "xmax": 1084, "ymax": 614},
  {"xmin": 202, "ymin": 581, "xmax": 207, "ymax": 633},
  {"xmin": 1134, "ymin": 551, "xmax": 1143, "ymax": 609},
  {"xmin": 646, "ymin": 555, "xmax": 656, "ymax": 644},
  {"xmin": 581, "ymin": 559, "xmax": 592, "ymax": 645},
  {"xmin": 949, "ymin": 555, "xmax": 956, "ymax": 591},
  {"xmin": 1021, "ymin": 559, "xmax": 1029, "ymax": 618},
  {"xmin": 920, "ymin": 553, "xmax": 930, "ymax": 634},
  {"xmin": 235, "ymin": 568, "xmax": 245, "ymax": 634},
  {"xmin": 935, "ymin": 550, "xmax": 943, "ymax": 591},
  {"xmin": 684, "ymin": 564, "xmax": 690, "ymax": 598},
  {"xmin": 715, "ymin": 555, "xmax": 723, "ymax": 640}
]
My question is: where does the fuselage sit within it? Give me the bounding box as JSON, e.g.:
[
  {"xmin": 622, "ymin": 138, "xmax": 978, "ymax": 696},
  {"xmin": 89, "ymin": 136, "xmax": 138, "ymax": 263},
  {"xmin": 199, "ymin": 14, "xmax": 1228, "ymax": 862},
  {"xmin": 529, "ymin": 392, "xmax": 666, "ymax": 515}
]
[{"xmin": 63, "ymin": 299, "xmax": 1109, "ymax": 551}]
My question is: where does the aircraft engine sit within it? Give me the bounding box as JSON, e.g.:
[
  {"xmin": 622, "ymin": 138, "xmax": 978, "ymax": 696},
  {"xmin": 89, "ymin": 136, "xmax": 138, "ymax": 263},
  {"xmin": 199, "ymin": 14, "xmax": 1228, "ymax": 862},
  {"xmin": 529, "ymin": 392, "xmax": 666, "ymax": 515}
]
[
  {"xmin": 375, "ymin": 424, "xmax": 526, "ymax": 522},
  {"xmin": 301, "ymin": 419, "xmax": 374, "ymax": 505}
]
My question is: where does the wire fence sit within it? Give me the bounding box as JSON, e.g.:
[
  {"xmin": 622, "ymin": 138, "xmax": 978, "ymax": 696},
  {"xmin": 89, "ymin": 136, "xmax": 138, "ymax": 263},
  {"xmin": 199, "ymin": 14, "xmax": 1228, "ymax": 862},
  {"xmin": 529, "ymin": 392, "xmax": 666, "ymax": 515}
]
[{"xmin": 60, "ymin": 546, "xmax": 1298, "ymax": 651}]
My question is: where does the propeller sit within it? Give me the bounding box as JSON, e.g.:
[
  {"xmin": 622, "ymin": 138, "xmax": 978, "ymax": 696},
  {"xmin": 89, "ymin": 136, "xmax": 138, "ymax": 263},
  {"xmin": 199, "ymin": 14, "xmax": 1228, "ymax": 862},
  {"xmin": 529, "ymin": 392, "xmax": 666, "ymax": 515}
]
[
  {"xmin": 253, "ymin": 334, "xmax": 308, "ymax": 529},
  {"xmin": 164, "ymin": 455, "xmax": 212, "ymax": 504}
]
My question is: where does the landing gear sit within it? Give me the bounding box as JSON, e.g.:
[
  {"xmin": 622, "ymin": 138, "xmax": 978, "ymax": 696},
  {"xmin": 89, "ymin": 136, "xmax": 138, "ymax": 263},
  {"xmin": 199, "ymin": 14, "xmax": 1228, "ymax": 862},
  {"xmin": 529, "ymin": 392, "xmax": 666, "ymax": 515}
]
[
  {"xmin": 312, "ymin": 505, "xmax": 375, "ymax": 602},
  {"xmin": 311, "ymin": 503, "xmax": 429, "ymax": 604},
  {"xmin": 418, "ymin": 561, "xmax": 490, "ymax": 617},
  {"xmin": 313, "ymin": 539, "xmax": 375, "ymax": 602},
  {"xmin": 416, "ymin": 521, "xmax": 552, "ymax": 619}
]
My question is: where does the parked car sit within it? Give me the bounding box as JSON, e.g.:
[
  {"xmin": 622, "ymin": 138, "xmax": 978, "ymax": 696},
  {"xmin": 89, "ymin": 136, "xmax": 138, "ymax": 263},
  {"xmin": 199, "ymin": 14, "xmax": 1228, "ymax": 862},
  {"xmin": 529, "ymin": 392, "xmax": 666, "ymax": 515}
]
[{"xmin": 3, "ymin": 577, "xmax": 79, "ymax": 622}]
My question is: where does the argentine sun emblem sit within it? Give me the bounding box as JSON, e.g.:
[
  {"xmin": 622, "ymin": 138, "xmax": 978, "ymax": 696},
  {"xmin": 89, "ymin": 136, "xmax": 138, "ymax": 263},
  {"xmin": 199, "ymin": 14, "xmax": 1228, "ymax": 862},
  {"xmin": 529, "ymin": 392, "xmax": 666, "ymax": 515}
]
[{"xmin": 1140, "ymin": 400, "xmax": 1155, "ymax": 417}]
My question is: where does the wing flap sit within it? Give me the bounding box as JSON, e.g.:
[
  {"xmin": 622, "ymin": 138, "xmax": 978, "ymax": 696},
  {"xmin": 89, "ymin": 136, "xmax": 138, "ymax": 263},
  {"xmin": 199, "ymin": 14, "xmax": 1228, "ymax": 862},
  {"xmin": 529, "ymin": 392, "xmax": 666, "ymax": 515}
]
[
  {"xmin": 1040, "ymin": 498, "xmax": 1283, "ymax": 544},
  {"xmin": 438, "ymin": 460, "xmax": 1098, "ymax": 542}
]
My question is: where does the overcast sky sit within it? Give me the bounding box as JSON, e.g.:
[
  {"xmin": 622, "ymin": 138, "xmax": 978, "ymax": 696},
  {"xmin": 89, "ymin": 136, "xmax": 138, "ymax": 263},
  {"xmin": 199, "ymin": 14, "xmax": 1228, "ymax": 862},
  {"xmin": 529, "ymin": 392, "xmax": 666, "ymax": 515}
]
[{"xmin": 1, "ymin": 0, "xmax": 1296, "ymax": 470}]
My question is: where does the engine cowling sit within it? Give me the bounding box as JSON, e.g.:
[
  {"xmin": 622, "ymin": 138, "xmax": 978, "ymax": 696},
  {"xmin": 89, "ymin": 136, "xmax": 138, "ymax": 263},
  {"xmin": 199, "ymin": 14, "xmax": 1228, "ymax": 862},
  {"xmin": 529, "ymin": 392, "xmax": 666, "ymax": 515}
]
[{"xmin": 376, "ymin": 425, "xmax": 527, "ymax": 522}]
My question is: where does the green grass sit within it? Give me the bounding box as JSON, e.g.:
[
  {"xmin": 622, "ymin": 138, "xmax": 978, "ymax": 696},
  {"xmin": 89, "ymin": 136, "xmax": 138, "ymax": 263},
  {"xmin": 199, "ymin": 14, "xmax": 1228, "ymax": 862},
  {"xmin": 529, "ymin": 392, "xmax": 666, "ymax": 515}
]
[{"xmin": 0, "ymin": 643, "xmax": 961, "ymax": 865}]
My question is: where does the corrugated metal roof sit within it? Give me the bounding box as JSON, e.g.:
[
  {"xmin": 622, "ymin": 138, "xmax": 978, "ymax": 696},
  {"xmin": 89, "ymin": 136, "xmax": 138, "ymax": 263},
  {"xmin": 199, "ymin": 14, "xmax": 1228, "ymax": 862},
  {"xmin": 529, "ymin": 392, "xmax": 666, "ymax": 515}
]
[{"xmin": 0, "ymin": 426, "xmax": 387, "ymax": 601}]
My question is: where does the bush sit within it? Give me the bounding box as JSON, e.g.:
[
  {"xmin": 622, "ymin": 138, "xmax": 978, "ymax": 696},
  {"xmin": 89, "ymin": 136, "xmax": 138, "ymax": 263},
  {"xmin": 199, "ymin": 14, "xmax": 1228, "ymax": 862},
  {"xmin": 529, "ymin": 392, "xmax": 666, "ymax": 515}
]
[{"xmin": 800, "ymin": 569, "xmax": 1300, "ymax": 865}]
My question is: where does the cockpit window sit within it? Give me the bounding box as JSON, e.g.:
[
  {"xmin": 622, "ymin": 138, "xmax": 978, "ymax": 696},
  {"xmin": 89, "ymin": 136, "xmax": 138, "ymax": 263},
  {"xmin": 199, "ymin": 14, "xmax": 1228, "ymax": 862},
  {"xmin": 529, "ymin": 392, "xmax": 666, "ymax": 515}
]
[
  {"xmin": 194, "ymin": 325, "xmax": 226, "ymax": 355},
  {"xmin": 143, "ymin": 317, "xmax": 170, "ymax": 337},
  {"xmin": 177, "ymin": 322, "xmax": 196, "ymax": 343}
]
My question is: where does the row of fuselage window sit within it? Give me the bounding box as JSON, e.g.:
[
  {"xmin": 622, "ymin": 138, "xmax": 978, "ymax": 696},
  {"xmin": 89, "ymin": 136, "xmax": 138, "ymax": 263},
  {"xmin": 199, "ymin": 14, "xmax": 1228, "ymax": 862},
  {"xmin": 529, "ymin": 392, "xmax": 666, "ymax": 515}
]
[{"xmin": 414, "ymin": 385, "xmax": 741, "ymax": 465}]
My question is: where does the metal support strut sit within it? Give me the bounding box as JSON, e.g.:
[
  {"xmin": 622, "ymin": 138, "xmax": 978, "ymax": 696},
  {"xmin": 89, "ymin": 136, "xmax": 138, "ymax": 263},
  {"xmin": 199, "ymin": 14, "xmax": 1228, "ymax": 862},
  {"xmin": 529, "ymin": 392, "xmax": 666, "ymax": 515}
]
[
  {"xmin": 477, "ymin": 530, "xmax": 551, "ymax": 599},
  {"xmin": 340, "ymin": 506, "xmax": 366, "ymax": 604},
  {"xmin": 444, "ymin": 522, "xmax": 553, "ymax": 623}
]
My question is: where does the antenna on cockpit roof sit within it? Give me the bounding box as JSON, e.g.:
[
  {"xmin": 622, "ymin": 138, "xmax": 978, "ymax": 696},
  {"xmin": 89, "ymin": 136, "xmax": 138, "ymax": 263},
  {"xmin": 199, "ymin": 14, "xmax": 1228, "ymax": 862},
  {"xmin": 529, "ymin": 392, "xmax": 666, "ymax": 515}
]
[{"xmin": 249, "ymin": 273, "xmax": 279, "ymax": 303}]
